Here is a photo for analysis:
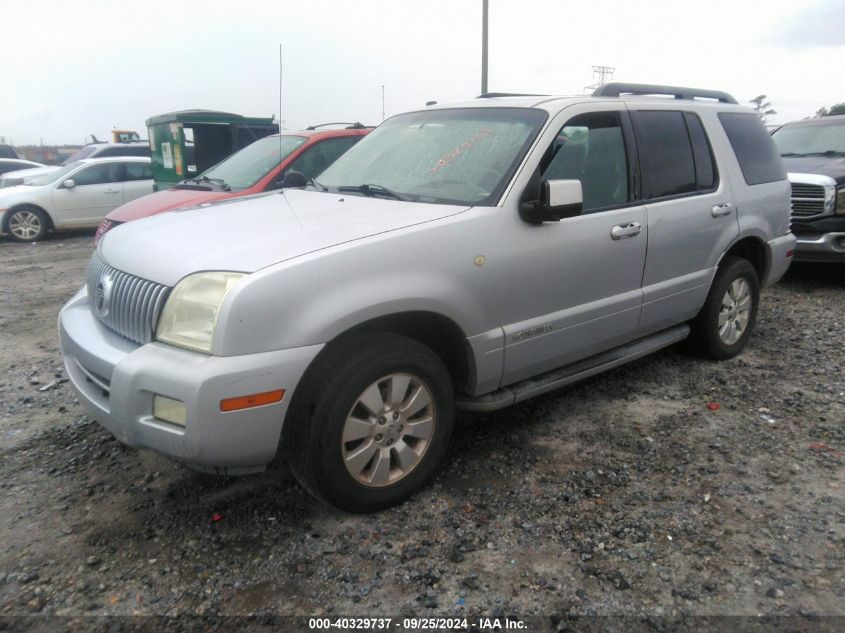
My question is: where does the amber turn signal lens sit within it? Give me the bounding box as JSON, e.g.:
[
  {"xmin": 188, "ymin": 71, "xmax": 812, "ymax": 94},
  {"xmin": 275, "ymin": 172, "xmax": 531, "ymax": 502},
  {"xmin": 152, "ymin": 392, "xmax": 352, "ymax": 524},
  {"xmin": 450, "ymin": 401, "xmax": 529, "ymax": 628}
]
[{"xmin": 220, "ymin": 389, "xmax": 285, "ymax": 412}]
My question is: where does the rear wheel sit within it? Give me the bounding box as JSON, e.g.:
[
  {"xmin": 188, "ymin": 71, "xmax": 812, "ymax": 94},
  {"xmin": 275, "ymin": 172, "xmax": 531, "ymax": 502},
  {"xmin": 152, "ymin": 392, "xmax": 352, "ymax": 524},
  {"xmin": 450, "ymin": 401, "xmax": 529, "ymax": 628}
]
[
  {"xmin": 4, "ymin": 206, "xmax": 49, "ymax": 242},
  {"xmin": 284, "ymin": 332, "xmax": 455, "ymax": 512},
  {"xmin": 690, "ymin": 256, "xmax": 760, "ymax": 360}
]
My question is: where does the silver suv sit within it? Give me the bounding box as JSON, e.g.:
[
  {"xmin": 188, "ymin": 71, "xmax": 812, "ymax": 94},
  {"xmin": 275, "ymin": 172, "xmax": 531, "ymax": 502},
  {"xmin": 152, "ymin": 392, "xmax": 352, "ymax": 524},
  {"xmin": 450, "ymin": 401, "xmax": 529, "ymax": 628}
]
[{"xmin": 59, "ymin": 83, "xmax": 795, "ymax": 512}]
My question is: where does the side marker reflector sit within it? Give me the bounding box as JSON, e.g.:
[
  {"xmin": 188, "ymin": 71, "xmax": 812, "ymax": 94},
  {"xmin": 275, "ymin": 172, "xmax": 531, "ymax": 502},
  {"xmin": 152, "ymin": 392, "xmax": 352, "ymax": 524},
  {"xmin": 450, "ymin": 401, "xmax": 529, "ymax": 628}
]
[
  {"xmin": 786, "ymin": 249, "xmax": 794, "ymax": 258},
  {"xmin": 220, "ymin": 389, "xmax": 285, "ymax": 412}
]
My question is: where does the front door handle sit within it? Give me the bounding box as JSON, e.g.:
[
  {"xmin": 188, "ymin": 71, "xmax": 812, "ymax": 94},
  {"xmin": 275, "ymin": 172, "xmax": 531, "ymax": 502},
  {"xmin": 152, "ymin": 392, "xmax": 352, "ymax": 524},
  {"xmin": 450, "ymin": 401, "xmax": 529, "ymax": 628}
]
[
  {"xmin": 711, "ymin": 203, "xmax": 734, "ymax": 217},
  {"xmin": 104, "ymin": 189, "xmax": 121, "ymax": 194},
  {"xmin": 611, "ymin": 221, "xmax": 642, "ymax": 240}
]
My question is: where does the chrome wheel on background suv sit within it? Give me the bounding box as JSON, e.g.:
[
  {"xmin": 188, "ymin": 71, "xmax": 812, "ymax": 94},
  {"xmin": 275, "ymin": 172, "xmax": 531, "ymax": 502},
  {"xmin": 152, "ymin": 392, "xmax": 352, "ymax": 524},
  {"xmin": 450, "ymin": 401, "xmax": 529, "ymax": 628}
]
[{"xmin": 6, "ymin": 208, "xmax": 47, "ymax": 242}]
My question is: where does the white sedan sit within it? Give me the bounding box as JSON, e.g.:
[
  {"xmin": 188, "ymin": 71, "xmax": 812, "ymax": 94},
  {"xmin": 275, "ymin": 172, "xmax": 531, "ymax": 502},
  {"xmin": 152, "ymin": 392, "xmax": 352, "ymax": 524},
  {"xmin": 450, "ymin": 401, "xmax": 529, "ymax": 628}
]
[{"xmin": 0, "ymin": 157, "xmax": 153, "ymax": 242}]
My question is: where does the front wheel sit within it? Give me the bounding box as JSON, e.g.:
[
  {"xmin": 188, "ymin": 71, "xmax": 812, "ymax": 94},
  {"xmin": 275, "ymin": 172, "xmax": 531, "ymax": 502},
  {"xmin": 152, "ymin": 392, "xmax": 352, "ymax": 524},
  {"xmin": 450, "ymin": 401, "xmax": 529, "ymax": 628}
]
[
  {"xmin": 4, "ymin": 207, "xmax": 49, "ymax": 242},
  {"xmin": 284, "ymin": 332, "xmax": 455, "ymax": 512},
  {"xmin": 689, "ymin": 256, "xmax": 760, "ymax": 360}
]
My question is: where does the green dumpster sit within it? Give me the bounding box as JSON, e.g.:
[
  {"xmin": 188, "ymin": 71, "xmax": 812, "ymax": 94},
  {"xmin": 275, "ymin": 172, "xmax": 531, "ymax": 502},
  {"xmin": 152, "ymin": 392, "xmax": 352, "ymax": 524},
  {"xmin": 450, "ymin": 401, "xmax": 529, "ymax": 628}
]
[{"xmin": 146, "ymin": 110, "xmax": 278, "ymax": 190}]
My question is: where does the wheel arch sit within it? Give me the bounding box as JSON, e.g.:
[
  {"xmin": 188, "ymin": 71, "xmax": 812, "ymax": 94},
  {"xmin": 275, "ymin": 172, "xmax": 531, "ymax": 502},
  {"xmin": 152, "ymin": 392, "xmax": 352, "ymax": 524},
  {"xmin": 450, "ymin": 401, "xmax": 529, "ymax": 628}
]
[
  {"xmin": 3, "ymin": 203, "xmax": 54, "ymax": 232},
  {"xmin": 335, "ymin": 311, "xmax": 475, "ymax": 396},
  {"xmin": 717, "ymin": 235, "xmax": 767, "ymax": 283}
]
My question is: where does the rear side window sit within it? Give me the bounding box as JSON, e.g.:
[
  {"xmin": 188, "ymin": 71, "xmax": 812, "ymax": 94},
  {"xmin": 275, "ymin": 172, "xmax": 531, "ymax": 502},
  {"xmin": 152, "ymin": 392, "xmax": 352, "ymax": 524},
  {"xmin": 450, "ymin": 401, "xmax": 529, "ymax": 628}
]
[
  {"xmin": 631, "ymin": 111, "xmax": 697, "ymax": 198},
  {"xmin": 718, "ymin": 112, "xmax": 785, "ymax": 185},
  {"xmin": 124, "ymin": 162, "xmax": 153, "ymax": 181},
  {"xmin": 684, "ymin": 113, "xmax": 717, "ymax": 190}
]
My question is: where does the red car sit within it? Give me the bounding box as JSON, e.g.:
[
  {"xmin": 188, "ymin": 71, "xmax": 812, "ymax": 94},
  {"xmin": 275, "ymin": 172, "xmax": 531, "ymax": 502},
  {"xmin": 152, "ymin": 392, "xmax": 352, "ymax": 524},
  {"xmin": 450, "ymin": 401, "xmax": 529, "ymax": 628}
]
[{"xmin": 94, "ymin": 125, "xmax": 371, "ymax": 244}]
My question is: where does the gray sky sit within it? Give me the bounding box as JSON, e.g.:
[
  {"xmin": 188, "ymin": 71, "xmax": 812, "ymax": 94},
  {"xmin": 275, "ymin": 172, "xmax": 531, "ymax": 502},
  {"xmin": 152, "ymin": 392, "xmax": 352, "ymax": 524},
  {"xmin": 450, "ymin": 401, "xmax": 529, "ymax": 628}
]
[{"xmin": 2, "ymin": 0, "xmax": 843, "ymax": 146}]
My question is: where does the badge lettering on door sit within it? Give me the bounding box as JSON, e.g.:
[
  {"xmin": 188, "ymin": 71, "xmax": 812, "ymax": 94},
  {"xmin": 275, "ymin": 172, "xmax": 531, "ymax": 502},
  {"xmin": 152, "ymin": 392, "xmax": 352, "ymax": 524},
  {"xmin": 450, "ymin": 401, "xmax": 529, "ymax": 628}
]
[{"xmin": 512, "ymin": 323, "xmax": 553, "ymax": 341}]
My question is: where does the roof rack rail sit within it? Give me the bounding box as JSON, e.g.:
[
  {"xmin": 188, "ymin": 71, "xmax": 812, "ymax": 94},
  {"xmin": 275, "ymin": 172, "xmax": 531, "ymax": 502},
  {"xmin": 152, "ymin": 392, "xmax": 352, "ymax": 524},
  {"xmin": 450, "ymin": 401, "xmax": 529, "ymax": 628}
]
[
  {"xmin": 592, "ymin": 82, "xmax": 738, "ymax": 104},
  {"xmin": 476, "ymin": 92, "xmax": 549, "ymax": 99},
  {"xmin": 305, "ymin": 122, "xmax": 369, "ymax": 130}
]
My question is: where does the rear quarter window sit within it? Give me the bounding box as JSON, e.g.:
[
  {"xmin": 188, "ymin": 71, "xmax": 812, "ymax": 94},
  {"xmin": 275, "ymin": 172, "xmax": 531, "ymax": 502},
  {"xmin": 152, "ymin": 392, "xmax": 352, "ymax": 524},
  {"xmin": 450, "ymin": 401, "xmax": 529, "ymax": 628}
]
[{"xmin": 718, "ymin": 112, "xmax": 786, "ymax": 185}]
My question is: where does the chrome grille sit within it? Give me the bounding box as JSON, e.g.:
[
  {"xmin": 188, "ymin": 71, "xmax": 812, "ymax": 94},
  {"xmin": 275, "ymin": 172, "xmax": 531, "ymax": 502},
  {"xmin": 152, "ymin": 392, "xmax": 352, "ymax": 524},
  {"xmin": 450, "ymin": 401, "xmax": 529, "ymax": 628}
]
[
  {"xmin": 790, "ymin": 182, "xmax": 826, "ymax": 219},
  {"xmin": 87, "ymin": 252, "xmax": 170, "ymax": 345}
]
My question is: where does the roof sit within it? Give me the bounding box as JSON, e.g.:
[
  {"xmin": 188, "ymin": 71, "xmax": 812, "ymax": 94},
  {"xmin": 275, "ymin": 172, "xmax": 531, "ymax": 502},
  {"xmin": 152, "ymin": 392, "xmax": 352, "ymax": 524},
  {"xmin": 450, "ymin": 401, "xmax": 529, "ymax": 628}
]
[
  {"xmin": 780, "ymin": 115, "xmax": 845, "ymax": 127},
  {"xmin": 268, "ymin": 127, "xmax": 373, "ymax": 140},
  {"xmin": 145, "ymin": 110, "xmax": 276, "ymax": 126},
  {"xmin": 78, "ymin": 156, "xmax": 151, "ymax": 164}
]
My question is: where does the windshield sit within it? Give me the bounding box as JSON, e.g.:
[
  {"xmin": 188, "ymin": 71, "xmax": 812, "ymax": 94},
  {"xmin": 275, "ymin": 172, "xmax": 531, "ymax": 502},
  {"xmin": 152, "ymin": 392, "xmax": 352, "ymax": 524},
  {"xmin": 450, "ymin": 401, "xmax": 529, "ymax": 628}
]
[
  {"xmin": 26, "ymin": 162, "xmax": 81, "ymax": 186},
  {"xmin": 62, "ymin": 145, "xmax": 100, "ymax": 164},
  {"xmin": 772, "ymin": 120, "xmax": 845, "ymax": 155},
  {"xmin": 317, "ymin": 107, "xmax": 547, "ymax": 205},
  {"xmin": 198, "ymin": 135, "xmax": 306, "ymax": 190}
]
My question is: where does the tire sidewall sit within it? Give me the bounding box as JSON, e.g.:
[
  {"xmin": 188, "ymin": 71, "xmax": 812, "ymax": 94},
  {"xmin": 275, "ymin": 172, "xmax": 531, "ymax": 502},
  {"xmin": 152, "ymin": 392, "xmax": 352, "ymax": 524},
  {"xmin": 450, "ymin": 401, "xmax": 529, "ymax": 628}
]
[
  {"xmin": 308, "ymin": 338, "xmax": 455, "ymax": 512},
  {"xmin": 702, "ymin": 258, "xmax": 760, "ymax": 359}
]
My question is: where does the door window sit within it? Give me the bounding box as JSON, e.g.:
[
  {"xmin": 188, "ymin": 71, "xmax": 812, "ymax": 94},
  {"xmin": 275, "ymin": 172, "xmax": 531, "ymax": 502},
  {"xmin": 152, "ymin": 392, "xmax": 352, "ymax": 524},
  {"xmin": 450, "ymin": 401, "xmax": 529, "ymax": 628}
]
[
  {"xmin": 71, "ymin": 163, "xmax": 124, "ymax": 186},
  {"xmin": 286, "ymin": 137, "xmax": 361, "ymax": 181},
  {"xmin": 540, "ymin": 111, "xmax": 630, "ymax": 212},
  {"xmin": 124, "ymin": 162, "xmax": 153, "ymax": 181},
  {"xmin": 631, "ymin": 111, "xmax": 697, "ymax": 199}
]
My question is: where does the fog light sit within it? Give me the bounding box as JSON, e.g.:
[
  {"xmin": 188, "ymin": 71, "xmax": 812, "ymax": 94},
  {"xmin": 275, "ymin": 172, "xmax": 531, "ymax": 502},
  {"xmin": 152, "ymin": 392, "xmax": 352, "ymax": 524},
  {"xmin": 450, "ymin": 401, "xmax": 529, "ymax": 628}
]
[{"xmin": 153, "ymin": 395, "xmax": 187, "ymax": 426}]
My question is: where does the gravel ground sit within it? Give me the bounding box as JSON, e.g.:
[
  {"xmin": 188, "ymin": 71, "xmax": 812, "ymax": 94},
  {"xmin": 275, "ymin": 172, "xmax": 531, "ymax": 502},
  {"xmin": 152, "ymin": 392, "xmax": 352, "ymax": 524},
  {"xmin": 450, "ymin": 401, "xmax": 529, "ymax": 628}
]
[{"xmin": 0, "ymin": 233, "xmax": 843, "ymax": 629}]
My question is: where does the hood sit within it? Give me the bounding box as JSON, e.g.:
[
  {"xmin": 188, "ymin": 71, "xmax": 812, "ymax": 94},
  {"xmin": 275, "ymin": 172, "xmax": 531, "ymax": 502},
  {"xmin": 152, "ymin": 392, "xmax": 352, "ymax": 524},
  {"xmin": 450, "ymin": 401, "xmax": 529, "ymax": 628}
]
[
  {"xmin": 106, "ymin": 186, "xmax": 236, "ymax": 222},
  {"xmin": 99, "ymin": 189, "xmax": 470, "ymax": 286},
  {"xmin": 0, "ymin": 183, "xmax": 35, "ymax": 200},
  {"xmin": 782, "ymin": 155, "xmax": 845, "ymax": 186}
]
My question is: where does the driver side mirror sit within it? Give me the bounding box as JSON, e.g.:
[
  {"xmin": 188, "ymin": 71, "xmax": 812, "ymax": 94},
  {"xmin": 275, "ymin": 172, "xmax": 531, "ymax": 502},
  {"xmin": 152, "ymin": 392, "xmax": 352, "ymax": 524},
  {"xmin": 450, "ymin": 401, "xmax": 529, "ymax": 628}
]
[
  {"xmin": 62, "ymin": 179, "xmax": 76, "ymax": 189},
  {"xmin": 519, "ymin": 179, "xmax": 582, "ymax": 223}
]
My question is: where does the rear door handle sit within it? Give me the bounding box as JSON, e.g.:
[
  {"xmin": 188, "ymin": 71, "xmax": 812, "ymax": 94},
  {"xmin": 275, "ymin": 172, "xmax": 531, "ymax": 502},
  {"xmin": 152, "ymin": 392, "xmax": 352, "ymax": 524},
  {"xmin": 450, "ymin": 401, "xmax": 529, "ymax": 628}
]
[
  {"xmin": 611, "ymin": 222, "xmax": 642, "ymax": 240},
  {"xmin": 711, "ymin": 203, "xmax": 734, "ymax": 217}
]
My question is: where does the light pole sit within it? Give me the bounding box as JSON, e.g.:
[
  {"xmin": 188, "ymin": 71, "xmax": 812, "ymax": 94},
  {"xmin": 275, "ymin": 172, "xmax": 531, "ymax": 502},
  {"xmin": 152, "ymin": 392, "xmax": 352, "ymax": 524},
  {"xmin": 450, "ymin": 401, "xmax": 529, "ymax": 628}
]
[{"xmin": 481, "ymin": 0, "xmax": 488, "ymax": 94}]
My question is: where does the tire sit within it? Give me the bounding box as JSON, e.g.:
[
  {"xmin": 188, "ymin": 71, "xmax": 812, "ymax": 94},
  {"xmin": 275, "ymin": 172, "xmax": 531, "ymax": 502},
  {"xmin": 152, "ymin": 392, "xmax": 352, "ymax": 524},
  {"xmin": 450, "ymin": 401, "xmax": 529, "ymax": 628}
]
[
  {"xmin": 689, "ymin": 256, "xmax": 760, "ymax": 360},
  {"xmin": 284, "ymin": 332, "xmax": 455, "ymax": 513},
  {"xmin": 4, "ymin": 206, "xmax": 49, "ymax": 242}
]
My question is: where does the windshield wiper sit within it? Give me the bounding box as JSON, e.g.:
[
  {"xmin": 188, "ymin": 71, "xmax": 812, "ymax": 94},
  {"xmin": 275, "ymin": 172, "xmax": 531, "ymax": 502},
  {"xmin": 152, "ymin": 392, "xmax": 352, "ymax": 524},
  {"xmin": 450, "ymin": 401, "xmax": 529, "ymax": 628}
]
[
  {"xmin": 780, "ymin": 152, "xmax": 807, "ymax": 157},
  {"xmin": 806, "ymin": 150, "xmax": 845, "ymax": 157},
  {"xmin": 197, "ymin": 176, "xmax": 231, "ymax": 191},
  {"xmin": 336, "ymin": 183, "xmax": 409, "ymax": 201},
  {"xmin": 309, "ymin": 177, "xmax": 328, "ymax": 192}
]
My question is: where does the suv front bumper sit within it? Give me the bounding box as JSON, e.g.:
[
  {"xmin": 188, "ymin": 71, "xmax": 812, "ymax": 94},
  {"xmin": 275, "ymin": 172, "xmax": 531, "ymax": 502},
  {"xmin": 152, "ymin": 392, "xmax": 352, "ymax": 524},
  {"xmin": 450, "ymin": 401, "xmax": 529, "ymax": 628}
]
[
  {"xmin": 58, "ymin": 287, "xmax": 322, "ymax": 473},
  {"xmin": 793, "ymin": 232, "xmax": 845, "ymax": 263}
]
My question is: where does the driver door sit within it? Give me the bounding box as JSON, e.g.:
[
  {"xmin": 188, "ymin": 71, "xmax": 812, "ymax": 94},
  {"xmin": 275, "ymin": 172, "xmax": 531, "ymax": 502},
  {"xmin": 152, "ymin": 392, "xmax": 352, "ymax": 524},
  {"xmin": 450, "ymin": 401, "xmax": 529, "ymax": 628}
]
[{"xmin": 500, "ymin": 106, "xmax": 648, "ymax": 385}]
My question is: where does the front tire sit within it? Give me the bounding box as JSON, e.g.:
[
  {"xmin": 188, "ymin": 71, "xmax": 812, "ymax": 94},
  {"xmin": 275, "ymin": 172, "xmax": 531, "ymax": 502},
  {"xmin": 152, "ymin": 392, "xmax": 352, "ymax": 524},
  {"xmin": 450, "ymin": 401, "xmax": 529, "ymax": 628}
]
[
  {"xmin": 4, "ymin": 206, "xmax": 49, "ymax": 242},
  {"xmin": 284, "ymin": 332, "xmax": 455, "ymax": 512},
  {"xmin": 690, "ymin": 256, "xmax": 760, "ymax": 360}
]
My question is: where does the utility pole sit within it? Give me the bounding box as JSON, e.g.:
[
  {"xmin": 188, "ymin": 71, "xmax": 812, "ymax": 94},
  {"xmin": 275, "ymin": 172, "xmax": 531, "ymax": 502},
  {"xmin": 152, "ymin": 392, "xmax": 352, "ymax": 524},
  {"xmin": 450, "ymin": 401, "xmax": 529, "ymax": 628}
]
[
  {"xmin": 481, "ymin": 0, "xmax": 489, "ymax": 94},
  {"xmin": 584, "ymin": 65, "xmax": 615, "ymax": 93},
  {"xmin": 381, "ymin": 85, "xmax": 385, "ymax": 121}
]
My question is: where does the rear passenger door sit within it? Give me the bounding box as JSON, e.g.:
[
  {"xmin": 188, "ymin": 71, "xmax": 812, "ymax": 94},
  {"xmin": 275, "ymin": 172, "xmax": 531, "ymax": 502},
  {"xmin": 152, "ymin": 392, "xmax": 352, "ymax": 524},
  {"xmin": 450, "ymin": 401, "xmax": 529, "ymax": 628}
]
[
  {"xmin": 122, "ymin": 161, "xmax": 154, "ymax": 203},
  {"xmin": 629, "ymin": 108, "xmax": 739, "ymax": 336}
]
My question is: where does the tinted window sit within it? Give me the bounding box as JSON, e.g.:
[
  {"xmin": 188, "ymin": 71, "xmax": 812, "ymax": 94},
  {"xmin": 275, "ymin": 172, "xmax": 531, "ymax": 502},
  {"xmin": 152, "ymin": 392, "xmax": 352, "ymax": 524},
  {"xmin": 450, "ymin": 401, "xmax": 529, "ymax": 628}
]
[
  {"xmin": 72, "ymin": 163, "xmax": 123, "ymax": 186},
  {"xmin": 287, "ymin": 137, "xmax": 361, "ymax": 181},
  {"xmin": 684, "ymin": 113, "xmax": 717, "ymax": 190},
  {"xmin": 631, "ymin": 111, "xmax": 696, "ymax": 198},
  {"xmin": 718, "ymin": 112, "xmax": 785, "ymax": 185},
  {"xmin": 541, "ymin": 111, "xmax": 629, "ymax": 211},
  {"xmin": 124, "ymin": 162, "xmax": 153, "ymax": 181}
]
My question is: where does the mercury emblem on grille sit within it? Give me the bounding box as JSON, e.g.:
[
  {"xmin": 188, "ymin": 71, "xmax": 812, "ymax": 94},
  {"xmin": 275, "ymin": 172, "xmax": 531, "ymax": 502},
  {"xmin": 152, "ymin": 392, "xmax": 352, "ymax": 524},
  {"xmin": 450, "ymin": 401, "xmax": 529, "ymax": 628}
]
[{"xmin": 94, "ymin": 272, "xmax": 114, "ymax": 318}]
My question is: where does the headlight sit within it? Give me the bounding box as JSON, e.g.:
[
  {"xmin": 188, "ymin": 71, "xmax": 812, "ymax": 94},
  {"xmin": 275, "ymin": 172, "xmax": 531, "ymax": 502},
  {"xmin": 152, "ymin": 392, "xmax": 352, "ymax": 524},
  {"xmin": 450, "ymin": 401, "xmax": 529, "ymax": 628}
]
[
  {"xmin": 156, "ymin": 272, "xmax": 245, "ymax": 353},
  {"xmin": 837, "ymin": 187, "xmax": 845, "ymax": 216}
]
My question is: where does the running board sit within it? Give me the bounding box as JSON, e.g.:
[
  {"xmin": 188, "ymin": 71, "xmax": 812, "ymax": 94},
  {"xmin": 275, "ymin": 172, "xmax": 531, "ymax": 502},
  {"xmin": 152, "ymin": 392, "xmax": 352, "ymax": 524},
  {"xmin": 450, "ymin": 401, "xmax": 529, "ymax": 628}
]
[{"xmin": 456, "ymin": 324, "xmax": 690, "ymax": 412}]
